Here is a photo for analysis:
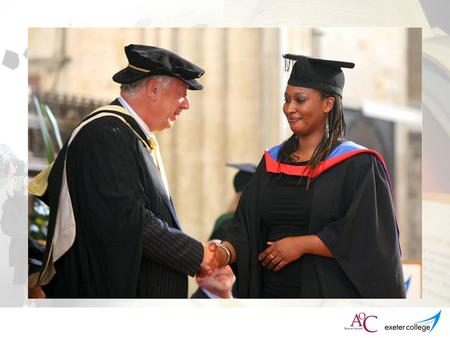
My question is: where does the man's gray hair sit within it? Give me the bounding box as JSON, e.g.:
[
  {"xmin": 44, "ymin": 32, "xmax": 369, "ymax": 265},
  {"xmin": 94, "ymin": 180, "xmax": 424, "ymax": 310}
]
[{"xmin": 120, "ymin": 75, "xmax": 173, "ymax": 95}]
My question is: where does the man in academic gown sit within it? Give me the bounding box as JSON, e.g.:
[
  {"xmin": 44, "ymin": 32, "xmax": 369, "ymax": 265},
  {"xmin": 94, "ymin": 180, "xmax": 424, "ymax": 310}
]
[{"xmin": 30, "ymin": 44, "xmax": 218, "ymax": 298}]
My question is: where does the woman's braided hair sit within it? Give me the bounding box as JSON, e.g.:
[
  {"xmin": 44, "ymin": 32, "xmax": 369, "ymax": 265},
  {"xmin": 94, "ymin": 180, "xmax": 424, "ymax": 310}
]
[{"xmin": 277, "ymin": 91, "xmax": 346, "ymax": 187}]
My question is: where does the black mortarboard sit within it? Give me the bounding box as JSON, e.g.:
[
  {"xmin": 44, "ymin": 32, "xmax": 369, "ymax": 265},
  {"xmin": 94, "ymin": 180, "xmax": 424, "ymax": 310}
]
[
  {"xmin": 113, "ymin": 44, "xmax": 205, "ymax": 90},
  {"xmin": 226, "ymin": 163, "xmax": 257, "ymax": 192},
  {"xmin": 283, "ymin": 54, "xmax": 355, "ymax": 97}
]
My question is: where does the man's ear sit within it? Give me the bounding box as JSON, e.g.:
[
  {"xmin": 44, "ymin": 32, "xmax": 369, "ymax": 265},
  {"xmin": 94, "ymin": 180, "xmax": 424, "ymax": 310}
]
[{"xmin": 145, "ymin": 78, "xmax": 159, "ymax": 101}]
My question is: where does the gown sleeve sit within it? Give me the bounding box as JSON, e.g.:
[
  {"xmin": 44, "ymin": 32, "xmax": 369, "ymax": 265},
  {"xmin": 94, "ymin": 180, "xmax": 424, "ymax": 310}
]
[
  {"xmin": 315, "ymin": 153, "xmax": 406, "ymax": 298},
  {"xmin": 141, "ymin": 209, "xmax": 203, "ymax": 276},
  {"xmin": 220, "ymin": 156, "xmax": 268, "ymax": 298}
]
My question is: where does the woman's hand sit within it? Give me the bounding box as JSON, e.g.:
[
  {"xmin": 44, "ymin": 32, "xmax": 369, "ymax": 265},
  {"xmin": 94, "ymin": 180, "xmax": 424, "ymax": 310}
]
[
  {"xmin": 258, "ymin": 236, "xmax": 304, "ymax": 272},
  {"xmin": 258, "ymin": 235, "xmax": 333, "ymax": 272}
]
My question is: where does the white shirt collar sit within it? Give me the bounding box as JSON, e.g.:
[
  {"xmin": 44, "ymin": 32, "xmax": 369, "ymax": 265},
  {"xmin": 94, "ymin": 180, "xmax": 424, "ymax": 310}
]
[
  {"xmin": 201, "ymin": 288, "xmax": 233, "ymax": 299},
  {"xmin": 118, "ymin": 96, "xmax": 152, "ymax": 140}
]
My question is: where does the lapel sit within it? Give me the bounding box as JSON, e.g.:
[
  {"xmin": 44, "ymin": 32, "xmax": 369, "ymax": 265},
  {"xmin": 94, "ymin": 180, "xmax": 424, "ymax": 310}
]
[
  {"xmin": 107, "ymin": 100, "xmax": 182, "ymax": 230},
  {"xmin": 136, "ymin": 141, "xmax": 181, "ymax": 229}
]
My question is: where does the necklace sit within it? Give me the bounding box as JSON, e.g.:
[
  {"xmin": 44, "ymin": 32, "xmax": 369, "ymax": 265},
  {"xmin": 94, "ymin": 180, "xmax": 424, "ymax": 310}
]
[{"xmin": 291, "ymin": 152, "xmax": 310, "ymax": 162}]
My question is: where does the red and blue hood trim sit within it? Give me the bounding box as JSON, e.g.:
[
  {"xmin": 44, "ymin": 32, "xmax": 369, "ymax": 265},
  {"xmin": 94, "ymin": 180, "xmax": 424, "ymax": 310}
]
[
  {"xmin": 265, "ymin": 140, "xmax": 387, "ymax": 178},
  {"xmin": 265, "ymin": 140, "xmax": 401, "ymax": 253}
]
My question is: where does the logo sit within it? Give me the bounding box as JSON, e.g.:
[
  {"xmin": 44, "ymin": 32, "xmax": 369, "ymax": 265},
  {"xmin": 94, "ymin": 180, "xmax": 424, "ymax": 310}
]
[
  {"xmin": 345, "ymin": 312, "xmax": 378, "ymax": 333},
  {"xmin": 405, "ymin": 275, "xmax": 411, "ymax": 293},
  {"xmin": 384, "ymin": 310, "xmax": 442, "ymax": 334},
  {"xmin": 415, "ymin": 310, "xmax": 441, "ymax": 334}
]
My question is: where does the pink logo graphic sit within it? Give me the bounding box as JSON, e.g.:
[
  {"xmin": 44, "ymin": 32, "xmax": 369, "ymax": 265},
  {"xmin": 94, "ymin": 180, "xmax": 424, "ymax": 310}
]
[{"xmin": 347, "ymin": 312, "xmax": 378, "ymax": 333}]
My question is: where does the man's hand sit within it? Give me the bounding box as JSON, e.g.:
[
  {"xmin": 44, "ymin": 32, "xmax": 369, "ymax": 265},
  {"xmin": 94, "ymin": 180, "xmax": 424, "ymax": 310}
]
[
  {"xmin": 198, "ymin": 241, "xmax": 219, "ymax": 276},
  {"xmin": 212, "ymin": 241, "xmax": 230, "ymax": 268}
]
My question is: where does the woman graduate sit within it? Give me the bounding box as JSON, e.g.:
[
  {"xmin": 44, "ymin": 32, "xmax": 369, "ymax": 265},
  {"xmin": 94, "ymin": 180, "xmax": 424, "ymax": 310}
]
[{"xmin": 215, "ymin": 54, "xmax": 406, "ymax": 298}]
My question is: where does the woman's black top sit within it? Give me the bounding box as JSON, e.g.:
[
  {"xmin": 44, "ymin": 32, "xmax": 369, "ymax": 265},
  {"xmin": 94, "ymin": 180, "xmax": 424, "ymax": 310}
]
[{"xmin": 260, "ymin": 161, "xmax": 320, "ymax": 298}]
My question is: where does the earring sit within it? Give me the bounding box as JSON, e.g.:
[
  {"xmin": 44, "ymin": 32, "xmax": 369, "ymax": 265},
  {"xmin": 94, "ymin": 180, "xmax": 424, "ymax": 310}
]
[{"xmin": 325, "ymin": 113, "xmax": 330, "ymax": 139}]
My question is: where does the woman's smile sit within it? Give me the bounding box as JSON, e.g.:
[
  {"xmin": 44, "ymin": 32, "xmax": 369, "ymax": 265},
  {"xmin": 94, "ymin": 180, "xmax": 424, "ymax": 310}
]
[{"xmin": 286, "ymin": 114, "xmax": 303, "ymax": 124}]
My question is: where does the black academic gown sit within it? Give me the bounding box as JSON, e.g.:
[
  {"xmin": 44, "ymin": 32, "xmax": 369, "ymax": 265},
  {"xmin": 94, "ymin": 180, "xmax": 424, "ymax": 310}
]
[
  {"xmin": 223, "ymin": 147, "xmax": 406, "ymax": 298},
  {"xmin": 39, "ymin": 100, "xmax": 204, "ymax": 298}
]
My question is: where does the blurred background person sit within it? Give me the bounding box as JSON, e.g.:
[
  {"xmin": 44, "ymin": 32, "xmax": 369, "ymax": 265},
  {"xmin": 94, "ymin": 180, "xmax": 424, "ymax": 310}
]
[
  {"xmin": 191, "ymin": 264, "xmax": 235, "ymax": 299},
  {"xmin": 1, "ymin": 159, "xmax": 27, "ymax": 285},
  {"xmin": 210, "ymin": 163, "xmax": 256, "ymax": 240}
]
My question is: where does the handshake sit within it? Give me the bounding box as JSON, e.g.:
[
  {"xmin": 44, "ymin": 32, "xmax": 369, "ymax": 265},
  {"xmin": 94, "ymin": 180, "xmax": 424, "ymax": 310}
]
[{"xmin": 197, "ymin": 240, "xmax": 233, "ymax": 276}]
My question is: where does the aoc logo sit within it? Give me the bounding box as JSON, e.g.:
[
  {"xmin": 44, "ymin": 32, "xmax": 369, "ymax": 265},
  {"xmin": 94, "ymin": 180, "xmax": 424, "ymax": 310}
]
[
  {"xmin": 384, "ymin": 310, "xmax": 442, "ymax": 334},
  {"xmin": 344, "ymin": 312, "xmax": 378, "ymax": 333}
]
